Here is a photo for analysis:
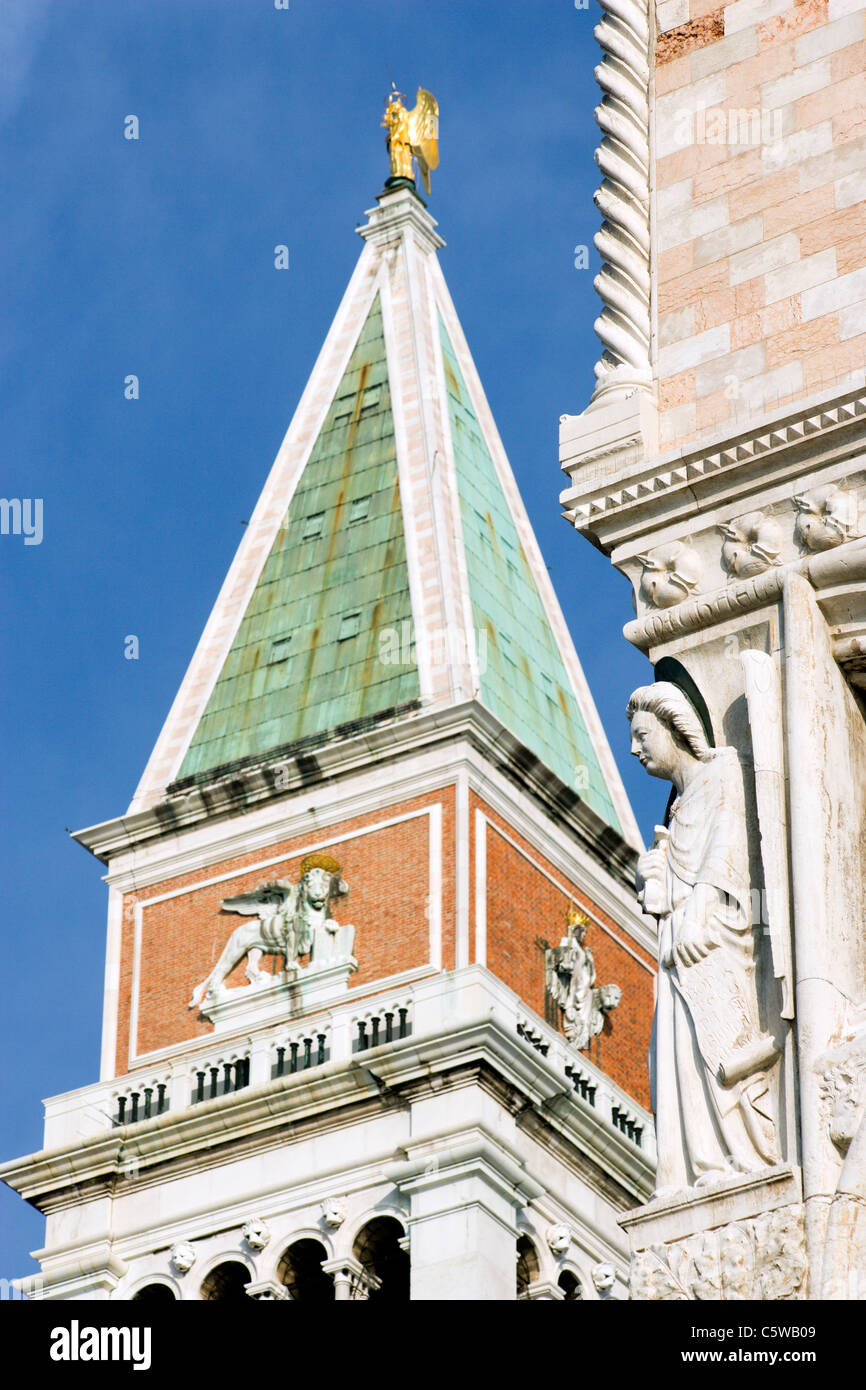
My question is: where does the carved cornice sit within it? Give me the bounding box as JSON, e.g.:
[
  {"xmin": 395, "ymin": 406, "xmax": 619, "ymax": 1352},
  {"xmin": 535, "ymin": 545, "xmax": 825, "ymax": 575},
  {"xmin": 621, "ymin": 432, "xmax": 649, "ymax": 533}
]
[
  {"xmin": 591, "ymin": 0, "xmax": 652, "ymax": 398},
  {"xmin": 72, "ymin": 701, "xmax": 638, "ymax": 890},
  {"xmin": 569, "ymin": 390, "xmax": 866, "ymax": 532},
  {"xmin": 624, "ymin": 537, "xmax": 866, "ymax": 653},
  {"xmin": 624, "ymin": 565, "xmax": 793, "ymax": 650}
]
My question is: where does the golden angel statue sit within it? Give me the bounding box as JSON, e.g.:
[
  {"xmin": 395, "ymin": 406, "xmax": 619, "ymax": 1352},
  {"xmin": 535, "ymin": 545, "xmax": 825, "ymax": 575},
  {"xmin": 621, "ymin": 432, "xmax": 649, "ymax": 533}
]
[{"xmin": 382, "ymin": 87, "xmax": 439, "ymax": 194}]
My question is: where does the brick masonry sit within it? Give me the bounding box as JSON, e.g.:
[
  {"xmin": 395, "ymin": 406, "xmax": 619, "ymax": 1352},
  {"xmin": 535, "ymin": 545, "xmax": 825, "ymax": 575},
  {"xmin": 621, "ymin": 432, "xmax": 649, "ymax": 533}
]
[
  {"xmin": 114, "ymin": 782, "xmax": 655, "ymax": 1109},
  {"xmin": 116, "ymin": 788, "xmax": 454, "ymax": 1072},
  {"xmin": 654, "ymin": 0, "xmax": 866, "ymax": 450}
]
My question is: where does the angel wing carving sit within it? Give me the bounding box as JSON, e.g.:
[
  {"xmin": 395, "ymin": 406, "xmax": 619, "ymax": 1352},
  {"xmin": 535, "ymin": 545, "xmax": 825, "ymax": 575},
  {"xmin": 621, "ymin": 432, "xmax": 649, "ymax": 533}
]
[
  {"xmin": 383, "ymin": 87, "xmax": 439, "ymax": 194},
  {"xmin": 407, "ymin": 88, "xmax": 439, "ymax": 194},
  {"xmin": 220, "ymin": 881, "xmax": 294, "ymax": 916}
]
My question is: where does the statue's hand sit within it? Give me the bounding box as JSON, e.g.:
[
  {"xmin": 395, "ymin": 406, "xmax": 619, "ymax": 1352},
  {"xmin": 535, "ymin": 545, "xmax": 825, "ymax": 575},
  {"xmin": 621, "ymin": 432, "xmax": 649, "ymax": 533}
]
[
  {"xmin": 672, "ymin": 889, "xmax": 722, "ymax": 967},
  {"xmin": 636, "ymin": 845, "xmax": 666, "ymax": 888},
  {"xmin": 637, "ymin": 845, "xmax": 668, "ymax": 917},
  {"xmin": 673, "ymin": 925, "xmax": 716, "ymax": 968}
]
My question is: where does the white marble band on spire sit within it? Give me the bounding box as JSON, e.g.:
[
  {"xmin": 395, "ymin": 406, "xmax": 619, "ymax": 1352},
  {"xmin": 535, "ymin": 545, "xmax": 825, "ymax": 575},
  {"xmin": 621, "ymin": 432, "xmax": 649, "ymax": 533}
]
[{"xmin": 591, "ymin": 0, "xmax": 651, "ymax": 399}]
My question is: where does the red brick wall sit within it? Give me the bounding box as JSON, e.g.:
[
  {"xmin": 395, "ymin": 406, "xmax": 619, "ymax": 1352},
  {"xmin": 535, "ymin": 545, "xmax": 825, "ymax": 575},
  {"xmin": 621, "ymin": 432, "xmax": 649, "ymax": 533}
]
[
  {"xmin": 475, "ymin": 795, "xmax": 655, "ymax": 1109},
  {"xmin": 116, "ymin": 789, "xmax": 453, "ymax": 1072},
  {"xmin": 112, "ymin": 780, "xmax": 652, "ymax": 1110}
]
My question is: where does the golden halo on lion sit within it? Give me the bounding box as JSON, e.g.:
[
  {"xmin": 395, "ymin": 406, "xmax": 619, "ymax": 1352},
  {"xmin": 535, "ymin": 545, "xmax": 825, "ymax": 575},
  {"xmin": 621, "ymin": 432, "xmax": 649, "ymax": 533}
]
[{"xmin": 298, "ymin": 851, "xmax": 342, "ymax": 877}]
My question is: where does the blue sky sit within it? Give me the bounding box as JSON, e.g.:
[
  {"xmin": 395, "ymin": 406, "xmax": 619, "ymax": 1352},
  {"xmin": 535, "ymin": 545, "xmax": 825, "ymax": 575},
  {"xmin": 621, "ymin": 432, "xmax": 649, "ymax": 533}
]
[{"xmin": 0, "ymin": 0, "xmax": 667, "ymax": 1277}]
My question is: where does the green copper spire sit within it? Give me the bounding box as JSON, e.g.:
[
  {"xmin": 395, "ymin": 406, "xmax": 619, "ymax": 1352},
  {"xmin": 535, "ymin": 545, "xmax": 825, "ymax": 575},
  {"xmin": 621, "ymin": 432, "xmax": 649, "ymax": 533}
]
[
  {"xmin": 438, "ymin": 314, "xmax": 620, "ymax": 832},
  {"xmin": 179, "ymin": 294, "xmax": 418, "ymax": 779}
]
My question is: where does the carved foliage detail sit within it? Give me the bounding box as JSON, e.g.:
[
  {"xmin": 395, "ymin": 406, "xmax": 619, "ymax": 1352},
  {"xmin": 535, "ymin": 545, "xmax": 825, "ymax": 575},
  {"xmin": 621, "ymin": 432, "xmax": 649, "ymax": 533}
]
[
  {"xmin": 629, "ymin": 1207, "xmax": 806, "ymax": 1301},
  {"xmin": 817, "ymin": 1029, "xmax": 866, "ymax": 1156}
]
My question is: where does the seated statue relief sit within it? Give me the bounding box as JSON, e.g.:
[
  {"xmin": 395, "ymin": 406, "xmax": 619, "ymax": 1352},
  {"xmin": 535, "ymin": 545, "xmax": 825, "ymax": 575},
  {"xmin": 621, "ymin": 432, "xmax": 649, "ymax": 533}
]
[{"xmin": 627, "ymin": 682, "xmax": 779, "ymax": 1193}]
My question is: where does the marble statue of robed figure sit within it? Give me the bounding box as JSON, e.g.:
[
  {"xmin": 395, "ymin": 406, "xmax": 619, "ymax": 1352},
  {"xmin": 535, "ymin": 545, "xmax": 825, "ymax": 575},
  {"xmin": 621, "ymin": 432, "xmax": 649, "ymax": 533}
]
[{"xmin": 627, "ymin": 682, "xmax": 779, "ymax": 1192}]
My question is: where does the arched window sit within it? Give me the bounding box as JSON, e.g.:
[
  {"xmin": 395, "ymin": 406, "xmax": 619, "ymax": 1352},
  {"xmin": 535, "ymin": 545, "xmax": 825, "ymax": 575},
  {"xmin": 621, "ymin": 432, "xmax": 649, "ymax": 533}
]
[
  {"xmin": 558, "ymin": 1269, "xmax": 583, "ymax": 1301},
  {"xmin": 200, "ymin": 1261, "xmax": 251, "ymax": 1301},
  {"xmin": 278, "ymin": 1238, "xmax": 334, "ymax": 1302},
  {"xmin": 352, "ymin": 1216, "xmax": 409, "ymax": 1300},
  {"xmin": 516, "ymin": 1235, "xmax": 540, "ymax": 1297},
  {"xmin": 131, "ymin": 1282, "xmax": 176, "ymax": 1302}
]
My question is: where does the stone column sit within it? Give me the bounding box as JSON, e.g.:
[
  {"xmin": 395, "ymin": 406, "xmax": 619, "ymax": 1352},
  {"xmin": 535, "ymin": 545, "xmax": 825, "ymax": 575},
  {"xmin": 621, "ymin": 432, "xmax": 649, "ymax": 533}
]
[
  {"xmin": 386, "ymin": 1135, "xmax": 543, "ymax": 1301},
  {"xmin": 321, "ymin": 1257, "xmax": 380, "ymax": 1302}
]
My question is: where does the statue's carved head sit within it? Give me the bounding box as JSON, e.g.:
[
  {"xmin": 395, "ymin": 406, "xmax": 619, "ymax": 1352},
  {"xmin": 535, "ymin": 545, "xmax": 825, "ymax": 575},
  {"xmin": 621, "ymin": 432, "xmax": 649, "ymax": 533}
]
[
  {"xmin": 298, "ymin": 853, "xmax": 348, "ymax": 911},
  {"xmin": 242, "ymin": 1216, "xmax": 270, "ymax": 1252},
  {"xmin": 626, "ymin": 682, "xmax": 713, "ymax": 782},
  {"xmin": 321, "ymin": 1197, "xmax": 347, "ymax": 1229},
  {"xmin": 565, "ymin": 903, "xmax": 589, "ymax": 944},
  {"xmin": 591, "ymin": 1261, "xmax": 616, "ymax": 1293}
]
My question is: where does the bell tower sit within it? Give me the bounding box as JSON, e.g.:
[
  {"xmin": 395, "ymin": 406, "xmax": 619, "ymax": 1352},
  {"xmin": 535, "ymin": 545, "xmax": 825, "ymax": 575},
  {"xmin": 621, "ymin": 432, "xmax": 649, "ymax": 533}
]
[{"xmin": 2, "ymin": 126, "xmax": 656, "ymax": 1301}]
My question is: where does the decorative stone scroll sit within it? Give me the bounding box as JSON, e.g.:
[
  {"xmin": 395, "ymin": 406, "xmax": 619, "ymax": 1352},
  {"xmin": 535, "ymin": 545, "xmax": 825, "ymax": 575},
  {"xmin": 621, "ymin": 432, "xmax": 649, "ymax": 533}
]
[
  {"xmin": 545, "ymin": 906, "xmax": 621, "ymax": 1051},
  {"xmin": 630, "ymin": 1206, "xmax": 806, "ymax": 1302}
]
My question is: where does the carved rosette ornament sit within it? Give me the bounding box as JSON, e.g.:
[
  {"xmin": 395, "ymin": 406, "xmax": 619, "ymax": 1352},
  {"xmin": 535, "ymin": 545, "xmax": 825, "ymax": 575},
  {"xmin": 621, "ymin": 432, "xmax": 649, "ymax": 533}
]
[
  {"xmin": 630, "ymin": 1208, "xmax": 806, "ymax": 1302},
  {"xmin": 591, "ymin": 0, "xmax": 652, "ymax": 397},
  {"xmin": 637, "ymin": 541, "xmax": 702, "ymax": 609}
]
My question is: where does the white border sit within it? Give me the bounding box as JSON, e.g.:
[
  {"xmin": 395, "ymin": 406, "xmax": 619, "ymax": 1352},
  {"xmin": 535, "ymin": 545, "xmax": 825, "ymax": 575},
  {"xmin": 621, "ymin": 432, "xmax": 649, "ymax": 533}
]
[
  {"xmin": 379, "ymin": 258, "xmax": 434, "ymax": 704},
  {"xmin": 455, "ymin": 770, "xmax": 470, "ymax": 968},
  {"xmin": 474, "ymin": 807, "xmax": 487, "ymax": 966}
]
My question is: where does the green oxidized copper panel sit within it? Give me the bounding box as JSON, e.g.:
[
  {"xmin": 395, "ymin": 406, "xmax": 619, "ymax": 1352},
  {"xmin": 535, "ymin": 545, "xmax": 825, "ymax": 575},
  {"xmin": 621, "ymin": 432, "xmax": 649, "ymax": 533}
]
[
  {"xmin": 179, "ymin": 295, "xmax": 418, "ymax": 777},
  {"xmin": 438, "ymin": 315, "xmax": 620, "ymax": 832}
]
